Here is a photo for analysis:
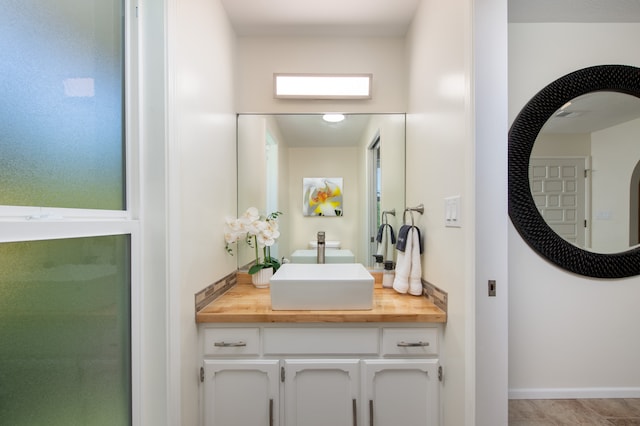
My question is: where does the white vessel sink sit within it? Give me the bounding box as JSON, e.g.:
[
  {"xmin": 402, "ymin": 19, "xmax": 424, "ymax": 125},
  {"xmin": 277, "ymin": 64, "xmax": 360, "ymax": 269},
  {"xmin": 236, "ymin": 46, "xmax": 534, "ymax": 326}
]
[
  {"xmin": 290, "ymin": 249, "xmax": 355, "ymax": 264},
  {"xmin": 270, "ymin": 263, "xmax": 374, "ymax": 310}
]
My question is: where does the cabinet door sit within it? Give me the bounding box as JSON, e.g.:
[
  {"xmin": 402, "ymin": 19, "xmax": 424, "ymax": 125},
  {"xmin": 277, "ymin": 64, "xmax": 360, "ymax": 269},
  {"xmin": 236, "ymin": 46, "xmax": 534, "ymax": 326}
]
[
  {"xmin": 362, "ymin": 359, "xmax": 440, "ymax": 426},
  {"xmin": 283, "ymin": 359, "xmax": 360, "ymax": 426},
  {"xmin": 203, "ymin": 360, "xmax": 279, "ymax": 426}
]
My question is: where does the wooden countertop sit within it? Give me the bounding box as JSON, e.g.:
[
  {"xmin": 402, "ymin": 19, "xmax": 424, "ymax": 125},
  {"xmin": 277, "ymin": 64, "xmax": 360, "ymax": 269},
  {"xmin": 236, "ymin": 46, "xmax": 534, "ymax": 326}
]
[{"xmin": 196, "ymin": 273, "xmax": 447, "ymax": 323}]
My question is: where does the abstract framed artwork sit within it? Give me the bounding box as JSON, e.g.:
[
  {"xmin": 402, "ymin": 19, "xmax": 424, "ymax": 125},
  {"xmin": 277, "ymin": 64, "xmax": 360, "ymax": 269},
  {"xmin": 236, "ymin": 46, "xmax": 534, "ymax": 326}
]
[{"xmin": 303, "ymin": 177, "xmax": 343, "ymax": 216}]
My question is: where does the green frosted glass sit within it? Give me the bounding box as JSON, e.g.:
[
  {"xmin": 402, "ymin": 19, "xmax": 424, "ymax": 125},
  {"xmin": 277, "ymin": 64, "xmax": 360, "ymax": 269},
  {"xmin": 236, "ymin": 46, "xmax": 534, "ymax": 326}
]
[
  {"xmin": 0, "ymin": 0, "xmax": 125, "ymax": 209},
  {"xmin": 0, "ymin": 235, "xmax": 131, "ymax": 425}
]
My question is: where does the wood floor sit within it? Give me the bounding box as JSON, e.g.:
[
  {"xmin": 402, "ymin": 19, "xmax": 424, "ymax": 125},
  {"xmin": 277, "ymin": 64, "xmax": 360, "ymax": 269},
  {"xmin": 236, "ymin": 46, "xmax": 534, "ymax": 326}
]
[{"xmin": 509, "ymin": 399, "xmax": 640, "ymax": 425}]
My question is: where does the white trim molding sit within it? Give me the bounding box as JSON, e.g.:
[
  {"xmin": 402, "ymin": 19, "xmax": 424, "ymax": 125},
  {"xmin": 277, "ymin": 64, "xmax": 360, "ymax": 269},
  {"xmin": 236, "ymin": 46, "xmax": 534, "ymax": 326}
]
[{"xmin": 509, "ymin": 387, "xmax": 640, "ymax": 400}]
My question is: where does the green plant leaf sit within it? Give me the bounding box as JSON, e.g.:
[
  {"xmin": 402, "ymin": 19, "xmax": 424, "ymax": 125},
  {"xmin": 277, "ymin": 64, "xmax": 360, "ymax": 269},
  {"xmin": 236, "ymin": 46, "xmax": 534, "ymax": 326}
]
[
  {"xmin": 267, "ymin": 257, "xmax": 281, "ymax": 272},
  {"xmin": 248, "ymin": 264, "xmax": 267, "ymax": 275}
]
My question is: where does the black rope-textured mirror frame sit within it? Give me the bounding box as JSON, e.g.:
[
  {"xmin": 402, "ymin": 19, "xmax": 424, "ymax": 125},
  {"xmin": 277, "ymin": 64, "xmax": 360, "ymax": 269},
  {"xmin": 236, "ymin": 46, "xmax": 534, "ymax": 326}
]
[{"xmin": 509, "ymin": 64, "xmax": 640, "ymax": 278}]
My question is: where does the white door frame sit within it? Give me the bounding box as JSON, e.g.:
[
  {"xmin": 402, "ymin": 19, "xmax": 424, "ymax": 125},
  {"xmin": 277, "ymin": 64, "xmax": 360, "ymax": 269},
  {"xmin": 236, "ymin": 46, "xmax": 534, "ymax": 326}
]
[{"xmin": 474, "ymin": 0, "xmax": 509, "ymax": 424}]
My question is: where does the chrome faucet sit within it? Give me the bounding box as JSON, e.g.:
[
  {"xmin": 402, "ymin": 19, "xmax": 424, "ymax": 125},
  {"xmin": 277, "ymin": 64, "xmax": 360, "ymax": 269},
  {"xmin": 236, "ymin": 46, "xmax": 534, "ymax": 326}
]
[{"xmin": 317, "ymin": 231, "xmax": 326, "ymax": 264}]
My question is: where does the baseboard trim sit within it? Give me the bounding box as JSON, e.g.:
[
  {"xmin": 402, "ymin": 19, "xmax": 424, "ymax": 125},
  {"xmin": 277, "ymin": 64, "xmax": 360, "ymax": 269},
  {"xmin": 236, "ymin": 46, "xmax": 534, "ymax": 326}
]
[{"xmin": 509, "ymin": 387, "xmax": 640, "ymax": 400}]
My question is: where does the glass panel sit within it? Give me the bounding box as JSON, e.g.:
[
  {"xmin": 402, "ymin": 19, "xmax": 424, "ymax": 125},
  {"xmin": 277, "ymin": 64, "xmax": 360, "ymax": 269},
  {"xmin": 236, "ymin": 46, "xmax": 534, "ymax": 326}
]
[
  {"xmin": 0, "ymin": 0, "xmax": 125, "ymax": 209},
  {"xmin": 0, "ymin": 235, "xmax": 131, "ymax": 425}
]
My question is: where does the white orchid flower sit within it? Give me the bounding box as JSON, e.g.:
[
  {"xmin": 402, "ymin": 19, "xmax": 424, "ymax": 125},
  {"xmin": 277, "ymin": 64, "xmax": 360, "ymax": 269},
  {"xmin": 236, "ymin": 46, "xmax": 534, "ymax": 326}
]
[
  {"xmin": 265, "ymin": 219, "xmax": 280, "ymax": 240},
  {"xmin": 266, "ymin": 218, "xmax": 279, "ymax": 231},
  {"xmin": 248, "ymin": 220, "xmax": 271, "ymax": 246},
  {"xmin": 258, "ymin": 219, "xmax": 281, "ymax": 247},
  {"xmin": 224, "ymin": 217, "xmax": 247, "ymax": 244},
  {"xmin": 224, "ymin": 207, "xmax": 282, "ymax": 266},
  {"xmin": 246, "ymin": 218, "xmax": 265, "ymax": 237},
  {"xmin": 239, "ymin": 207, "xmax": 260, "ymax": 226},
  {"xmin": 224, "ymin": 216, "xmax": 238, "ymax": 229},
  {"xmin": 257, "ymin": 227, "xmax": 280, "ymax": 247},
  {"xmin": 224, "ymin": 229, "xmax": 243, "ymax": 244}
]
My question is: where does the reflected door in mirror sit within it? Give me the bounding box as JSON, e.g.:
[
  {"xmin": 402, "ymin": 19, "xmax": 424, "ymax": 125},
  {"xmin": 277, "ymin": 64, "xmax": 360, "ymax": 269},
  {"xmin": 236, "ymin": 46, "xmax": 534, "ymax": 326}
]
[{"xmin": 533, "ymin": 91, "xmax": 640, "ymax": 253}]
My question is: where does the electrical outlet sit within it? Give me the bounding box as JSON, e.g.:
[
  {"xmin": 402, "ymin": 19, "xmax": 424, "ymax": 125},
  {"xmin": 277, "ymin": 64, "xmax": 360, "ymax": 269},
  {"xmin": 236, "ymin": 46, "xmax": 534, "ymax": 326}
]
[{"xmin": 488, "ymin": 280, "xmax": 496, "ymax": 297}]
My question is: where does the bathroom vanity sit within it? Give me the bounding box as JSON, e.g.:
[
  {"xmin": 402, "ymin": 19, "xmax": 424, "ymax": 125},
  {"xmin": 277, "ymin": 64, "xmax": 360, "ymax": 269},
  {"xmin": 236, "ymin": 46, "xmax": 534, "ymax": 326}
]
[{"xmin": 196, "ymin": 273, "xmax": 446, "ymax": 426}]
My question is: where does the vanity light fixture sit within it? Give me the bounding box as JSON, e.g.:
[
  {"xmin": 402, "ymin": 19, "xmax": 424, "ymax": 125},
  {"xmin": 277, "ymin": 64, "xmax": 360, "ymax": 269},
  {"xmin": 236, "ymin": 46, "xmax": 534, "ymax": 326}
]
[
  {"xmin": 274, "ymin": 73, "xmax": 372, "ymax": 99},
  {"xmin": 322, "ymin": 113, "xmax": 345, "ymax": 123}
]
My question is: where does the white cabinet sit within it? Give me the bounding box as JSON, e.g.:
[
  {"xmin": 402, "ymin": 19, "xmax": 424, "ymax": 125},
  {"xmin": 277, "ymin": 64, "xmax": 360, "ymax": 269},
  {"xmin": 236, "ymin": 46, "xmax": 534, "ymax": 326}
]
[
  {"xmin": 283, "ymin": 359, "xmax": 360, "ymax": 426},
  {"xmin": 203, "ymin": 360, "xmax": 279, "ymax": 426},
  {"xmin": 200, "ymin": 325, "xmax": 441, "ymax": 426},
  {"xmin": 362, "ymin": 359, "xmax": 440, "ymax": 426}
]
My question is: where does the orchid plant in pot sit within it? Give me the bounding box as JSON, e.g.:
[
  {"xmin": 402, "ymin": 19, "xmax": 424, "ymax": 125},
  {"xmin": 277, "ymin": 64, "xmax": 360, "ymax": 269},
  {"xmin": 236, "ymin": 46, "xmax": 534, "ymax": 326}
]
[{"xmin": 225, "ymin": 207, "xmax": 282, "ymax": 288}]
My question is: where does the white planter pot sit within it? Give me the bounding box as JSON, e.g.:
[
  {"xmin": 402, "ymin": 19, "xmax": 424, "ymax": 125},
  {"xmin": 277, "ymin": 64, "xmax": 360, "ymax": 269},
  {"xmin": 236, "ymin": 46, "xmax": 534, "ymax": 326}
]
[{"xmin": 251, "ymin": 268, "xmax": 273, "ymax": 288}]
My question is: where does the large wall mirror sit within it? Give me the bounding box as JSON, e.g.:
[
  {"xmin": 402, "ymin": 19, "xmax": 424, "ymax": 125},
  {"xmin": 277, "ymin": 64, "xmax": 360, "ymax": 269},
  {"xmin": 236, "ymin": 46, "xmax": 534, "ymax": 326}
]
[
  {"xmin": 509, "ymin": 64, "xmax": 640, "ymax": 278},
  {"xmin": 236, "ymin": 113, "xmax": 405, "ymax": 269}
]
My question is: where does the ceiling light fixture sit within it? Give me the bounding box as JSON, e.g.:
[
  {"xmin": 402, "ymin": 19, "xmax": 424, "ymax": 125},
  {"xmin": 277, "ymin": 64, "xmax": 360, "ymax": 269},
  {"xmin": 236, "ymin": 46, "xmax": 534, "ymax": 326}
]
[
  {"xmin": 274, "ymin": 73, "xmax": 372, "ymax": 99},
  {"xmin": 559, "ymin": 101, "xmax": 572, "ymax": 110},
  {"xmin": 322, "ymin": 114, "xmax": 345, "ymax": 123}
]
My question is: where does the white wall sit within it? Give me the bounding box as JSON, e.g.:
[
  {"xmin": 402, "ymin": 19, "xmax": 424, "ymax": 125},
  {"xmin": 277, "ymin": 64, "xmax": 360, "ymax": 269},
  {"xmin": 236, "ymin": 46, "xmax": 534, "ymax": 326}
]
[
  {"xmin": 378, "ymin": 116, "xmax": 406, "ymax": 228},
  {"xmin": 236, "ymin": 116, "xmax": 269, "ymax": 267},
  {"xmin": 168, "ymin": 0, "xmax": 237, "ymax": 425},
  {"xmin": 509, "ymin": 23, "xmax": 640, "ymax": 399},
  {"xmin": 269, "ymin": 117, "xmax": 291, "ymax": 261},
  {"xmin": 405, "ymin": 0, "xmax": 476, "ymax": 424},
  {"xmin": 236, "ymin": 36, "xmax": 407, "ymax": 113},
  {"xmin": 236, "ymin": 115, "xmax": 292, "ymax": 264}
]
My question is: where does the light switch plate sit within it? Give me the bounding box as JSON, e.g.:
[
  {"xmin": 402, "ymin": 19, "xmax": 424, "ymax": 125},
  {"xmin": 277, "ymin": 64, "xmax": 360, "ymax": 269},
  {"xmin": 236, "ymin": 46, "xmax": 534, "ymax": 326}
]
[{"xmin": 444, "ymin": 196, "xmax": 462, "ymax": 228}]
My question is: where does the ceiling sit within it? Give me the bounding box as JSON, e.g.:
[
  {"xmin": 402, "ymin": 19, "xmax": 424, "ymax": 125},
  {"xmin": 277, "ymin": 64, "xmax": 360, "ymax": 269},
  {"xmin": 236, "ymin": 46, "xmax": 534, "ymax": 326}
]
[
  {"xmin": 509, "ymin": 0, "xmax": 640, "ymax": 23},
  {"xmin": 219, "ymin": 0, "xmax": 420, "ymax": 36},
  {"xmin": 274, "ymin": 114, "xmax": 373, "ymax": 147},
  {"xmin": 220, "ymin": 0, "xmax": 640, "ymax": 38},
  {"xmin": 542, "ymin": 92, "xmax": 640, "ymax": 134}
]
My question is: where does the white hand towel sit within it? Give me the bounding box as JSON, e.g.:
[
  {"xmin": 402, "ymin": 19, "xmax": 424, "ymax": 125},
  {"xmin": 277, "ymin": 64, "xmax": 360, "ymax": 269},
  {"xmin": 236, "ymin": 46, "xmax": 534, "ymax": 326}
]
[
  {"xmin": 392, "ymin": 227, "xmax": 412, "ymax": 294},
  {"xmin": 408, "ymin": 228, "xmax": 423, "ymax": 296}
]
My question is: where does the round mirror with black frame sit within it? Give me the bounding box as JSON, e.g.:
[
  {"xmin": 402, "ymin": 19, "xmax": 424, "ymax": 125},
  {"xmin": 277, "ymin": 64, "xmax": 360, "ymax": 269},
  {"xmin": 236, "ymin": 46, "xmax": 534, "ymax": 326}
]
[{"xmin": 509, "ymin": 64, "xmax": 640, "ymax": 278}]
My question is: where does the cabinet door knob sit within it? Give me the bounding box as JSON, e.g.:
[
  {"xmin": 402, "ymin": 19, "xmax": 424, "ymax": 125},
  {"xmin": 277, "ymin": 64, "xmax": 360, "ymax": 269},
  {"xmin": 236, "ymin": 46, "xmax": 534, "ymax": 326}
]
[
  {"xmin": 213, "ymin": 340, "xmax": 247, "ymax": 347},
  {"xmin": 396, "ymin": 341, "xmax": 430, "ymax": 347}
]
